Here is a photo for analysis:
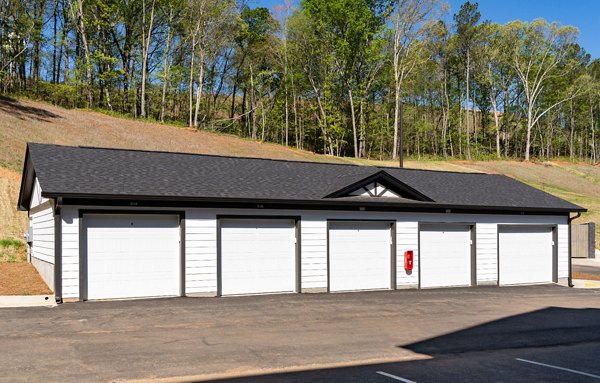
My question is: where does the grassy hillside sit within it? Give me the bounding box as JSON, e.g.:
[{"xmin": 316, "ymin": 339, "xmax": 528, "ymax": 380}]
[{"xmin": 2, "ymin": 96, "xmax": 599, "ymax": 247}]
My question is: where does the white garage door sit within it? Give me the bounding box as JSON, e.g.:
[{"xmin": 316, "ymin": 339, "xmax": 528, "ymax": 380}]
[
  {"xmin": 85, "ymin": 214, "xmax": 181, "ymax": 300},
  {"xmin": 220, "ymin": 219, "xmax": 296, "ymax": 295},
  {"xmin": 499, "ymin": 226, "xmax": 554, "ymax": 285},
  {"xmin": 329, "ymin": 221, "xmax": 392, "ymax": 292},
  {"xmin": 420, "ymin": 224, "xmax": 472, "ymax": 288}
]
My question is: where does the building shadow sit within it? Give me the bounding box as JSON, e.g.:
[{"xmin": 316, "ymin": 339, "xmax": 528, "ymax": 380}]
[
  {"xmin": 187, "ymin": 307, "xmax": 600, "ymax": 382},
  {"xmin": 0, "ymin": 96, "xmax": 62, "ymax": 122}
]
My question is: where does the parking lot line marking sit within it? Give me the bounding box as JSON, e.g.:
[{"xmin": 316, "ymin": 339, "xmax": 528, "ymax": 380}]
[
  {"xmin": 516, "ymin": 358, "xmax": 600, "ymax": 380},
  {"xmin": 376, "ymin": 371, "xmax": 417, "ymax": 383}
]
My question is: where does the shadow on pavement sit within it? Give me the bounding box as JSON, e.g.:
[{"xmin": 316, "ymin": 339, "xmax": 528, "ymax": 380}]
[
  {"xmin": 192, "ymin": 307, "xmax": 600, "ymax": 383},
  {"xmin": 402, "ymin": 306, "xmax": 600, "ymax": 355}
]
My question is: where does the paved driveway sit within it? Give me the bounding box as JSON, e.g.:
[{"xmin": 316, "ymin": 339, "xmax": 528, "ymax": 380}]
[{"xmin": 1, "ymin": 285, "xmax": 600, "ymax": 383}]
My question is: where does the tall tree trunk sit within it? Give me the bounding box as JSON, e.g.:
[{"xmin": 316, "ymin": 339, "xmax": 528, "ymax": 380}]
[
  {"xmin": 230, "ymin": 71, "xmax": 238, "ymax": 120},
  {"xmin": 249, "ymin": 64, "xmax": 257, "ymax": 139},
  {"xmin": 524, "ymin": 108, "xmax": 533, "ymax": 161},
  {"xmin": 465, "ymin": 49, "xmax": 471, "ymax": 160},
  {"xmin": 52, "ymin": 0, "xmax": 58, "ymax": 83},
  {"xmin": 188, "ymin": 35, "xmax": 196, "ymax": 127},
  {"xmin": 159, "ymin": 7, "xmax": 175, "ymax": 122},
  {"xmin": 193, "ymin": 48, "xmax": 205, "ymax": 128},
  {"xmin": 441, "ymin": 68, "xmax": 450, "ymax": 159},
  {"xmin": 32, "ymin": 0, "xmax": 47, "ymax": 83},
  {"xmin": 73, "ymin": 0, "xmax": 92, "ymax": 107},
  {"xmin": 392, "ymin": 82, "xmax": 401, "ymax": 161},
  {"xmin": 490, "ymin": 91, "xmax": 501, "ymax": 158},
  {"xmin": 590, "ymin": 97, "xmax": 596, "ymax": 164},
  {"xmin": 349, "ymin": 88, "xmax": 358, "ymax": 158},
  {"xmin": 569, "ymin": 100, "xmax": 575, "ymax": 160},
  {"xmin": 140, "ymin": 0, "xmax": 156, "ymax": 119}
]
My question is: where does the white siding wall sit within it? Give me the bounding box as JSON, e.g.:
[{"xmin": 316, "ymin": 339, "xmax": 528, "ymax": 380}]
[
  {"xmin": 300, "ymin": 216, "xmax": 328, "ymax": 290},
  {"xmin": 396, "ymin": 221, "xmax": 419, "ymax": 287},
  {"xmin": 30, "ymin": 178, "xmax": 49, "ymax": 208},
  {"xmin": 30, "ymin": 206, "xmax": 55, "ymax": 264},
  {"xmin": 61, "ymin": 207, "xmax": 80, "ymax": 299},
  {"xmin": 476, "ymin": 223, "xmax": 498, "ymax": 283},
  {"xmin": 56, "ymin": 205, "xmax": 569, "ymax": 299},
  {"xmin": 185, "ymin": 210, "xmax": 217, "ymax": 294},
  {"xmin": 558, "ymin": 224, "xmax": 569, "ymax": 278}
]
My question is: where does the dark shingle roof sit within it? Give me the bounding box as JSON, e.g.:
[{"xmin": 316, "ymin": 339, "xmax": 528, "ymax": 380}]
[{"xmin": 21, "ymin": 143, "xmax": 585, "ymax": 213}]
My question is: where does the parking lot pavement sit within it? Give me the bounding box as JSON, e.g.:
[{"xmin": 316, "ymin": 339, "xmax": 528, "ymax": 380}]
[
  {"xmin": 207, "ymin": 342, "xmax": 600, "ymax": 383},
  {"xmin": 1, "ymin": 285, "xmax": 600, "ymax": 383}
]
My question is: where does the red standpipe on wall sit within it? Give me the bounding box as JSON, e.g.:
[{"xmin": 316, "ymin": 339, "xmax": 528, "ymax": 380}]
[{"xmin": 404, "ymin": 250, "xmax": 414, "ymax": 271}]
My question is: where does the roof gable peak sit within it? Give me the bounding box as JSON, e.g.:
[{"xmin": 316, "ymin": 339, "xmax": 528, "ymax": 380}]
[{"xmin": 325, "ymin": 170, "xmax": 434, "ymax": 201}]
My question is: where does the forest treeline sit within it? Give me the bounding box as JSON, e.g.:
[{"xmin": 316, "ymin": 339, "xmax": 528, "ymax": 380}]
[{"xmin": 2, "ymin": 0, "xmax": 600, "ymax": 161}]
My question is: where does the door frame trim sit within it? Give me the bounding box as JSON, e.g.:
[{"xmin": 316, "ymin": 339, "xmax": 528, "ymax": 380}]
[
  {"xmin": 326, "ymin": 219, "xmax": 397, "ymax": 293},
  {"xmin": 216, "ymin": 215, "xmax": 301, "ymax": 296},
  {"xmin": 79, "ymin": 209, "xmax": 186, "ymax": 301}
]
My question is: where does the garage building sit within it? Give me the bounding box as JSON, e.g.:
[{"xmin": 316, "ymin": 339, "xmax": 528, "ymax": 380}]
[{"xmin": 17, "ymin": 144, "xmax": 585, "ymax": 302}]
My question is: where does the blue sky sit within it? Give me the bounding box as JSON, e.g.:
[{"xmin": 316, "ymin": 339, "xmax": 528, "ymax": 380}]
[{"xmin": 249, "ymin": 0, "xmax": 600, "ymax": 59}]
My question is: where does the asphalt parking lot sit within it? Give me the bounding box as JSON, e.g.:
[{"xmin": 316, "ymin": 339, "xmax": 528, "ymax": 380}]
[{"xmin": 1, "ymin": 285, "xmax": 600, "ymax": 383}]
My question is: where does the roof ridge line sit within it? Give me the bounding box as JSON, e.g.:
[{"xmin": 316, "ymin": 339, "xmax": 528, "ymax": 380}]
[{"xmin": 28, "ymin": 142, "xmax": 486, "ymax": 175}]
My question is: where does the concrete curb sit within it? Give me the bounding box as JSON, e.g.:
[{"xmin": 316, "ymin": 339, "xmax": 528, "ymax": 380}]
[
  {"xmin": 571, "ymin": 279, "xmax": 600, "ymax": 289},
  {"xmin": 0, "ymin": 295, "xmax": 56, "ymax": 308}
]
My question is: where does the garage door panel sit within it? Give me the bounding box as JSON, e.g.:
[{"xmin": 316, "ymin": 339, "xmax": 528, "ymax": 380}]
[
  {"xmin": 85, "ymin": 214, "xmax": 181, "ymax": 300},
  {"xmin": 499, "ymin": 226, "xmax": 553, "ymax": 285},
  {"xmin": 420, "ymin": 224, "xmax": 472, "ymax": 288},
  {"xmin": 329, "ymin": 222, "xmax": 392, "ymax": 292},
  {"xmin": 220, "ymin": 219, "xmax": 296, "ymax": 295}
]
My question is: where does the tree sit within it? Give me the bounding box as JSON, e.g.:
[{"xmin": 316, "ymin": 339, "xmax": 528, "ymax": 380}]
[
  {"xmin": 139, "ymin": 0, "xmax": 157, "ymax": 118},
  {"xmin": 479, "ymin": 22, "xmax": 516, "ymax": 158},
  {"xmin": 453, "ymin": 1, "xmax": 481, "ymax": 159},
  {"xmin": 303, "ymin": 0, "xmax": 392, "ymax": 158},
  {"xmin": 390, "ymin": 0, "xmax": 439, "ymax": 161},
  {"xmin": 509, "ymin": 19, "xmax": 583, "ymax": 161}
]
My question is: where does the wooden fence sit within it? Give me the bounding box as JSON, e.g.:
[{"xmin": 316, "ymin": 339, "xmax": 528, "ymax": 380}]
[{"xmin": 571, "ymin": 223, "xmax": 596, "ymax": 258}]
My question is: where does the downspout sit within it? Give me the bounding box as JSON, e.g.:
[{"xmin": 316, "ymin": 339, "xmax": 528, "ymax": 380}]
[
  {"xmin": 568, "ymin": 212, "xmax": 582, "ymax": 288},
  {"xmin": 53, "ymin": 197, "xmax": 63, "ymax": 303}
]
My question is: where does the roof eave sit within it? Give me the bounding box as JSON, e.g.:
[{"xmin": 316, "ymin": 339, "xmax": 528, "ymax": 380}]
[
  {"xmin": 41, "ymin": 191, "xmax": 587, "ymax": 214},
  {"xmin": 16, "ymin": 145, "xmax": 35, "ymax": 211}
]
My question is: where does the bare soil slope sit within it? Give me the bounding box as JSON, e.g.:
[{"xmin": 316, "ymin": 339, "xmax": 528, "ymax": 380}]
[{"xmin": 0, "ymin": 95, "xmax": 347, "ymax": 173}]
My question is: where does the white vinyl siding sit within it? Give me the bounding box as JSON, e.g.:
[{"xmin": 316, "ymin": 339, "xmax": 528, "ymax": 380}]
[
  {"xmin": 328, "ymin": 221, "xmax": 392, "ymax": 292},
  {"xmin": 30, "ymin": 177, "xmax": 49, "ymax": 209},
  {"xmin": 301, "ymin": 218, "xmax": 328, "ymax": 290},
  {"xmin": 185, "ymin": 210, "xmax": 217, "ymax": 294},
  {"xmin": 61, "ymin": 206, "xmax": 80, "ymax": 299},
  {"xmin": 476, "ymin": 223, "xmax": 498, "ymax": 282},
  {"xmin": 396, "ymin": 221, "xmax": 419, "ymax": 287},
  {"xmin": 30, "ymin": 206, "xmax": 55, "ymax": 264},
  {"xmin": 558, "ymin": 224, "xmax": 569, "ymax": 278}
]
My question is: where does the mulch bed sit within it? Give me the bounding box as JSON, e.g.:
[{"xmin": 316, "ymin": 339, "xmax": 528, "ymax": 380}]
[
  {"xmin": 0, "ymin": 263, "xmax": 52, "ymax": 295},
  {"xmin": 572, "ymin": 272, "xmax": 600, "ymax": 281}
]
